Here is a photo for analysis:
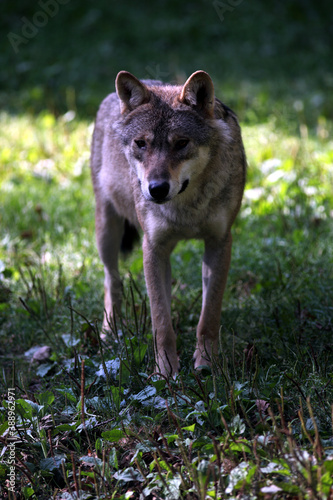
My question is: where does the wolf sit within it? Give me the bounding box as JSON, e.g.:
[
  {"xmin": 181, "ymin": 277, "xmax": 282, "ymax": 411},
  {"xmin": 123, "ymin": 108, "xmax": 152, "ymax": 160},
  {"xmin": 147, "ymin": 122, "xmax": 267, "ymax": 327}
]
[{"xmin": 91, "ymin": 70, "xmax": 246, "ymax": 377}]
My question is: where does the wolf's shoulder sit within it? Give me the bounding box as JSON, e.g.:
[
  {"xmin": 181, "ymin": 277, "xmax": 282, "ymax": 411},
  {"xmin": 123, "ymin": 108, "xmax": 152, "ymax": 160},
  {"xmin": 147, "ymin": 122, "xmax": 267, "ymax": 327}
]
[{"xmin": 94, "ymin": 92, "xmax": 121, "ymax": 129}]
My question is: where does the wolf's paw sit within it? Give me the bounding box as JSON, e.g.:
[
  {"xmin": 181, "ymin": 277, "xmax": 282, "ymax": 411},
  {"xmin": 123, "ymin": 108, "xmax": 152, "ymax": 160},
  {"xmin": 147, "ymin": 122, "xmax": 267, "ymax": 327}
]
[
  {"xmin": 193, "ymin": 350, "xmax": 212, "ymax": 370},
  {"xmin": 155, "ymin": 351, "xmax": 179, "ymax": 378},
  {"xmin": 193, "ymin": 338, "xmax": 218, "ymax": 370}
]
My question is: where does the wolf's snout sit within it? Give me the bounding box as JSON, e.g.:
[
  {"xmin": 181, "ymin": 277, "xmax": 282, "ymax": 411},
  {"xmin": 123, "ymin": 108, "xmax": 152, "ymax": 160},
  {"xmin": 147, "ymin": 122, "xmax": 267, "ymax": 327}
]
[{"xmin": 148, "ymin": 181, "xmax": 170, "ymax": 202}]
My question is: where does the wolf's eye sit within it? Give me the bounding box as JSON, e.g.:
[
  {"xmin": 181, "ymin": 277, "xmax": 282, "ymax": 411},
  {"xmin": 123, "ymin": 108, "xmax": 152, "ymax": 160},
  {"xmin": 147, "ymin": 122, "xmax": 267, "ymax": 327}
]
[
  {"xmin": 135, "ymin": 140, "xmax": 146, "ymax": 149},
  {"xmin": 174, "ymin": 139, "xmax": 189, "ymax": 151}
]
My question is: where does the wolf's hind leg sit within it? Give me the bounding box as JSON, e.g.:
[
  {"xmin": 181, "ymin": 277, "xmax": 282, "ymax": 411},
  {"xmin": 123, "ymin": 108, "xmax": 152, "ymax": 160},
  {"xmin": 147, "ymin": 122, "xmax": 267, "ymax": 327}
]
[
  {"xmin": 194, "ymin": 232, "xmax": 232, "ymax": 369},
  {"xmin": 95, "ymin": 201, "xmax": 124, "ymax": 332}
]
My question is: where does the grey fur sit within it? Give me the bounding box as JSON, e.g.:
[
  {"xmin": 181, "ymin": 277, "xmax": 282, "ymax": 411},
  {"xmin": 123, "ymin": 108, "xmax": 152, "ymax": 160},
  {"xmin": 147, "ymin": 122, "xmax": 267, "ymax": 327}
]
[{"xmin": 91, "ymin": 70, "xmax": 246, "ymax": 376}]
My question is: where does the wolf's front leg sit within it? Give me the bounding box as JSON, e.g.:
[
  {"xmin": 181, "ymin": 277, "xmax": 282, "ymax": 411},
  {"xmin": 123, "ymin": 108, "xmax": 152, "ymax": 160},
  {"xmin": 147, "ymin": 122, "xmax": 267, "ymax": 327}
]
[
  {"xmin": 142, "ymin": 235, "xmax": 178, "ymax": 376},
  {"xmin": 194, "ymin": 232, "xmax": 232, "ymax": 369}
]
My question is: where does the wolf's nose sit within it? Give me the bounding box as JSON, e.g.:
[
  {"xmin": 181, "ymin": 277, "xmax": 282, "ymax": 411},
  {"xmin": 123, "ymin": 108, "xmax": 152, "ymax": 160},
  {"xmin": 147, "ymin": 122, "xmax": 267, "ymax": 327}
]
[{"xmin": 149, "ymin": 181, "xmax": 170, "ymax": 201}]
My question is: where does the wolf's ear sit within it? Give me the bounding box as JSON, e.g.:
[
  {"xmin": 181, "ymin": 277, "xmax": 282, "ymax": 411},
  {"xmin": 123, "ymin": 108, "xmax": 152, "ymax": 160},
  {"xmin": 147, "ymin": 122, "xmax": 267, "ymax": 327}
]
[
  {"xmin": 116, "ymin": 71, "xmax": 150, "ymax": 113},
  {"xmin": 179, "ymin": 71, "xmax": 215, "ymax": 118}
]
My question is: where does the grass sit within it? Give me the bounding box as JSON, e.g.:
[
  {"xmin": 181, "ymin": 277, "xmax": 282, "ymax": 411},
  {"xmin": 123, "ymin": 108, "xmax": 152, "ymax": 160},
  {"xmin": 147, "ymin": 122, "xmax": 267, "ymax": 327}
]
[{"xmin": 1, "ymin": 1, "xmax": 333, "ymax": 498}]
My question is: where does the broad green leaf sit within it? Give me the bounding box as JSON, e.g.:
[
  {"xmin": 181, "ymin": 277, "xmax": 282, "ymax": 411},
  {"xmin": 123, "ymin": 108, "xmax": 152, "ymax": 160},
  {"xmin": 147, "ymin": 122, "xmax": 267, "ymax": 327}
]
[
  {"xmin": 323, "ymin": 460, "xmax": 333, "ymax": 474},
  {"xmin": 113, "ymin": 467, "xmax": 144, "ymax": 482},
  {"xmin": 229, "ymin": 441, "xmax": 251, "ymax": 453},
  {"xmin": 16, "ymin": 399, "xmax": 43, "ymax": 419},
  {"xmin": 40, "ymin": 455, "xmax": 66, "ymax": 471},
  {"xmin": 61, "ymin": 333, "xmax": 81, "ymax": 347},
  {"xmin": 261, "ymin": 462, "xmax": 283, "ymax": 473},
  {"xmin": 80, "ymin": 456, "xmax": 103, "ymax": 467},
  {"xmin": 225, "ymin": 461, "xmax": 249, "ymax": 494},
  {"xmin": 54, "ymin": 424, "xmax": 76, "ymax": 433},
  {"xmin": 95, "ymin": 437, "xmax": 103, "ymax": 454},
  {"xmin": 0, "ymin": 421, "xmax": 9, "ymax": 436},
  {"xmin": 102, "ymin": 429, "xmax": 125, "ymax": 442},
  {"xmin": 36, "ymin": 364, "xmax": 54, "ymax": 377},
  {"xmin": 22, "ymin": 486, "xmax": 35, "ymax": 499},
  {"xmin": 164, "ymin": 433, "xmax": 179, "ymax": 444},
  {"xmin": 133, "ymin": 344, "xmax": 148, "ymax": 366},
  {"xmin": 35, "ymin": 391, "xmax": 55, "ymax": 406},
  {"xmin": 182, "ymin": 424, "xmax": 196, "ymax": 432},
  {"xmin": 278, "ymin": 482, "xmax": 301, "ymax": 494},
  {"xmin": 109, "ymin": 447, "xmax": 118, "ymax": 471},
  {"xmin": 321, "ymin": 471, "xmax": 333, "ymax": 495},
  {"xmin": 245, "ymin": 465, "xmax": 257, "ymax": 484},
  {"xmin": 155, "ymin": 459, "xmax": 170, "ymax": 471},
  {"xmin": 132, "ymin": 386, "xmax": 156, "ymax": 402},
  {"xmin": 55, "ymin": 388, "xmax": 77, "ymax": 403},
  {"xmin": 163, "ymin": 477, "xmax": 182, "ymax": 500}
]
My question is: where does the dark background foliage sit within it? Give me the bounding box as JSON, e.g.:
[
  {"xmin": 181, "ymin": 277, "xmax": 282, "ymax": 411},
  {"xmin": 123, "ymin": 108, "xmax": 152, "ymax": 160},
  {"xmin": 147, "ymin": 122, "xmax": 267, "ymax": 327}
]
[{"xmin": 1, "ymin": 0, "xmax": 332, "ymax": 118}]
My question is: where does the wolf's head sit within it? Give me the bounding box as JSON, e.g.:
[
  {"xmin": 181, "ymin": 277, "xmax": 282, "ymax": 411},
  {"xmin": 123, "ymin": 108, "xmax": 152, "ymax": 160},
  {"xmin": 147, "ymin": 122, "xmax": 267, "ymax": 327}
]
[{"xmin": 114, "ymin": 71, "xmax": 220, "ymax": 204}]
